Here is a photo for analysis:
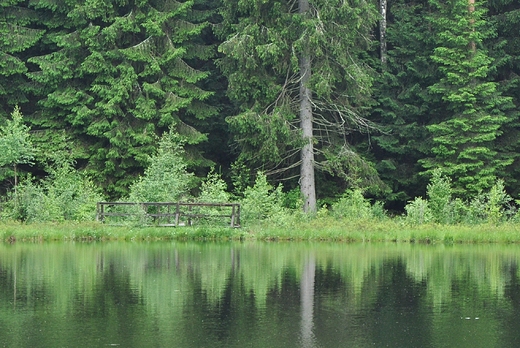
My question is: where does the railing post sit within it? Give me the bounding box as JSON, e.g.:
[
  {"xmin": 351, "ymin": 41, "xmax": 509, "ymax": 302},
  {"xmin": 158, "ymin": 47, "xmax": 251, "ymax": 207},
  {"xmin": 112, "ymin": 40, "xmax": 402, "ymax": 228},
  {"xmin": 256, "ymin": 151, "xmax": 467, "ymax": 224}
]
[
  {"xmin": 96, "ymin": 202, "xmax": 100, "ymax": 222},
  {"xmin": 231, "ymin": 204, "xmax": 236, "ymax": 227},
  {"xmin": 175, "ymin": 202, "xmax": 180, "ymax": 227},
  {"xmin": 237, "ymin": 204, "xmax": 240, "ymax": 227}
]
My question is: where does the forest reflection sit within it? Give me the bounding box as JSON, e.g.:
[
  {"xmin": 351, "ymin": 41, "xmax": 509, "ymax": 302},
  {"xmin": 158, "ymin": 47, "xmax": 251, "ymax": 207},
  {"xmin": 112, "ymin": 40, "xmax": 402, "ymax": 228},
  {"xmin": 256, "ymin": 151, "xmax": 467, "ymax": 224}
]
[{"xmin": 0, "ymin": 242, "xmax": 519, "ymax": 347}]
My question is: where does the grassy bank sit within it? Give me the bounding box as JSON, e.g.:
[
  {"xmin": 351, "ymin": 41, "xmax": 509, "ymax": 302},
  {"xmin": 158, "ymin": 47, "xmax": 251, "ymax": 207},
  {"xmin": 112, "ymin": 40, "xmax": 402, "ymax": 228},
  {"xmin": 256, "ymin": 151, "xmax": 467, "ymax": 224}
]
[{"xmin": 3, "ymin": 218, "xmax": 520, "ymax": 243}]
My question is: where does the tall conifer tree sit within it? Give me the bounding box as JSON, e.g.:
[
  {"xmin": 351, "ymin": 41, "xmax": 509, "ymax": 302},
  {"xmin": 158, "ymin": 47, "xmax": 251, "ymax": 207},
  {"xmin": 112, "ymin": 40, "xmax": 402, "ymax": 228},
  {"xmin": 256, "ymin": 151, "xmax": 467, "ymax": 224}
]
[
  {"xmin": 0, "ymin": 0, "xmax": 43, "ymax": 115},
  {"xmin": 26, "ymin": 0, "xmax": 217, "ymax": 197},
  {"xmin": 371, "ymin": 0, "xmax": 439, "ymax": 205},
  {"xmin": 486, "ymin": 0, "xmax": 520, "ymax": 195},
  {"xmin": 424, "ymin": 0, "xmax": 513, "ymax": 196},
  {"xmin": 217, "ymin": 0, "xmax": 379, "ymax": 212}
]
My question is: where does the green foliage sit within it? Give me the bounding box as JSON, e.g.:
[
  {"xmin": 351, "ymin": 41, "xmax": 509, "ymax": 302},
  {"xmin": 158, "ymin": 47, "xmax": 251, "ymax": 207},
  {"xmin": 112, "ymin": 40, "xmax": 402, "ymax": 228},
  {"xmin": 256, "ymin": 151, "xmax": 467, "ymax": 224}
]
[
  {"xmin": 463, "ymin": 193, "xmax": 488, "ymax": 224},
  {"xmin": 405, "ymin": 197, "xmax": 432, "ymax": 225},
  {"xmin": 422, "ymin": 0, "xmax": 513, "ymax": 196},
  {"xmin": 371, "ymin": 0, "xmax": 519, "ymax": 207},
  {"xmin": 331, "ymin": 189, "xmax": 373, "ymax": 220},
  {"xmin": 370, "ymin": 201, "xmax": 388, "ymax": 221},
  {"xmin": 198, "ymin": 169, "xmax": 230, "ymax": 203},
  {"xmin": 405, "ymin": 172, "xmax": 514, "ymax": 226},
  {"xmin": 129, "ymin": 132, "xmax": 194, "ymax": 203},
  {"xmin": 426, "ymin": 169, "xmax": 452, "ymax": 224},
  {"xmin": 23, "ymin": 0, "xmax": 218, "ymax": 197},
  {"xmin": 240, "ymin": 172, "xmax": 286, "ymax": 224},
  {"xmin": 486, "ymin": 0, "xmax": 520, "ymax": 196},
  {"xmin": 218, "ymin": 0, "xmax": 380, "ymax": 193},
  {"xmin": 0, "ymin": 1, "xmax": 44, "ymax": 111},
  {"xmin": 0, "ymin": 106, "xmax": 34, "ymax": 167},
  {"xmin": 2, "ymin": 160, "xmax": 104, "ymax": 222},
  {"xmin": 2, "ymin": 0, "xmax": 520, "ymax": 213},
  {"xmin": 371, "ymin": 0, "xmax": 438, "ymax": 205},
  {"xmin": 191, "ymin": 169, "xmax": 233, "ymax": 225},
  {"xmin": 0, "ymin": 106, "xmax": 34, "ymax": 185},
  {"xmin": 282, "ymin": 187, "xmax": 303, "ymax": 210},
  {"xmin": 486, "ymin": 179, "xmax": 512, "ymax": 224},
  {"xmin": 230, "ymin": 160, "xmax": 252, "ymax": 198},
  {"xmin": 45, "ymin": 161, "xmax": 104, "ymax": 222}
]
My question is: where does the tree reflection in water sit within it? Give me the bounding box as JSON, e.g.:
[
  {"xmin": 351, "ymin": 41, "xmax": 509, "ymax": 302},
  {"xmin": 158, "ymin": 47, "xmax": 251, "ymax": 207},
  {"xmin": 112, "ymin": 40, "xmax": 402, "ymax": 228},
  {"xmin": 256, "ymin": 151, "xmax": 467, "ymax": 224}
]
[{"xmin": 0, "ymin": 242, "xmax": 517, "ymax": 347}]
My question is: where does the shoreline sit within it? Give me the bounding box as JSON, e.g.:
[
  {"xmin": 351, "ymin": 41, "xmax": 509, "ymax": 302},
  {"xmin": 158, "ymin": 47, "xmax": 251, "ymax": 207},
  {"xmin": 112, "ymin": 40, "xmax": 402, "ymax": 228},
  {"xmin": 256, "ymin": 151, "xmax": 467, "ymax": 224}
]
[{"xmin": 2, "ymin": 219, "xmax": 520, "ymax": 244}]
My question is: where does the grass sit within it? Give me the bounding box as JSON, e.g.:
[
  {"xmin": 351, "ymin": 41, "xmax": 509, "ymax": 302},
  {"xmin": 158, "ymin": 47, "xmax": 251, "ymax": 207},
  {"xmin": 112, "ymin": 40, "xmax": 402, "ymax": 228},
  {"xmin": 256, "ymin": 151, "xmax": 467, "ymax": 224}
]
[
  {"xmin": 245, "ymin": 218, "xmax": 520, "ymax": 244},
  {"xmin": 3, "ymin": 217, "xmax": 520, "ymax": 243}
]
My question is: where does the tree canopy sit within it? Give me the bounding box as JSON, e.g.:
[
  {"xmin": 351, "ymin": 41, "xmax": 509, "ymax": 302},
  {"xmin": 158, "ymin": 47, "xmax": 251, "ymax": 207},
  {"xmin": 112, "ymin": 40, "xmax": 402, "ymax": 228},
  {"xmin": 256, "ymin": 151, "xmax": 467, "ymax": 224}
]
[{"xmin": 1, "ymin": 0, "xmax": 519, "ymax": 212}]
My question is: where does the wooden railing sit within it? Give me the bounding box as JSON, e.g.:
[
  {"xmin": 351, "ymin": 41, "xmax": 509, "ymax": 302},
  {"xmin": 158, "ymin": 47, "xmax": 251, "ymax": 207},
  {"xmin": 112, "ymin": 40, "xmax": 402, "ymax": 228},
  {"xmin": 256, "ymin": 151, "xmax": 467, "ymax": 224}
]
[{"xmin": 96, "ymin": 202, "xmax": 240, "ymax": 227}]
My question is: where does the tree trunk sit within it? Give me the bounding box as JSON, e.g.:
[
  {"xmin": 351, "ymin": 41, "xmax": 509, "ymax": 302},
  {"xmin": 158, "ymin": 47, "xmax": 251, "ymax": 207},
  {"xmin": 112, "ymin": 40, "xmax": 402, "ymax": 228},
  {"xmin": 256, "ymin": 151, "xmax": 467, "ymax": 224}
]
[
  {"xmin": 468, "ymin": 0, "xmax": 476, "ymax": 52},
  {"xmin": 380, "ymin": 0, "xmax": 388, "ymax": 64},
  {"xmin": 299, "ymin": 0, "xmax": 317, "ymax": 214}
]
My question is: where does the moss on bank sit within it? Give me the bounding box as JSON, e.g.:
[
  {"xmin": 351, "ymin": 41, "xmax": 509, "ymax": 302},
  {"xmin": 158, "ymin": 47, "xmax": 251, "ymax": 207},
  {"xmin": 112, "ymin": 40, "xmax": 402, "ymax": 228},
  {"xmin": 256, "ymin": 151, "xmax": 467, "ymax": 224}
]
[{"xmin": 3, "ymin": 219, "xmax": 520, "ymax": 244}]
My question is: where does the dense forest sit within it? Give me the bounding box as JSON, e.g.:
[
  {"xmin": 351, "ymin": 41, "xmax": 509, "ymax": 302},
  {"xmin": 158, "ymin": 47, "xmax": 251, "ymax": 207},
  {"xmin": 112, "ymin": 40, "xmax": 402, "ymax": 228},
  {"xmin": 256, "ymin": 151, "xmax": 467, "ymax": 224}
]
[{"xmin": 1, "ymin": 0, "xmax": 520, "ymax": 215}]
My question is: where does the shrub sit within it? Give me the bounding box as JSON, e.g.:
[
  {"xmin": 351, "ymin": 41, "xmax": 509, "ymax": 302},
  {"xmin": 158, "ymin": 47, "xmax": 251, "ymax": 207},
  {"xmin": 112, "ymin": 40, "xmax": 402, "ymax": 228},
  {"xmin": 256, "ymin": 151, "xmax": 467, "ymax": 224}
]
[
  {"xmin": 486, "ymin": 179, "xmax": 511, "ymax": 225},
  {"xmin": 2, "ymin": 161, "xmax": 104, "ymax": 222},
  {"xmin": 193, "ymin": 170, "xmax": 232, "ymax": 226},
  {"xmin": 405, "ymin": 197, "xmax": 432, "ymax": 225},
  {"xmin": 197, "ymin": 169, "xmax": 230, "ymax": 203},
  {"xmin": 46, "ymin": 161, "xmax": 104, "ymax": 221},
  {"xmin": 463, "ymin": 193, "xmax": 487, "ymax": 224},
  {"xmin": 283, "ymin": 187, "xmax": 303, "ymax": 210},
  {"xmin": 331, "ymin": 189, "xmax": 373, "ymax": 220},
  {"xmin": 1, "ymin": 177, "xmax": 44, "ymax": 221},
  {"xmin": 230, "ymin": 160, "xmax": 252, "ymax": 199},
  {"xmin": 240, "ymin": 172, "xmax": 286, "ymax": 223},
  {"xmin": 129, "ymin": 132, "xmax": 194, "ymax": 203},
  {"xmin": 371, "ymin": 201, "xmax": 388, "ymax": 221},
  {"xmin": 427, "ymin": 169, "xmax": 453, "ymax": 224},
  {"xmin": 447, "ymin": 198, "xmax": 466, "ymax": 224}
]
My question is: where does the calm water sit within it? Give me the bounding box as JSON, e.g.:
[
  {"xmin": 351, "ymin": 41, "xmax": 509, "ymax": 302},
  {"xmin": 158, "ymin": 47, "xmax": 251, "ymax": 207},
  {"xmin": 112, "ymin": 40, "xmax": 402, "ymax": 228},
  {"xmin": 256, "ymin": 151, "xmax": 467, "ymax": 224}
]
[{"xmin": 1, "ymin": 241, "xmax": 520, "ymax": 347}]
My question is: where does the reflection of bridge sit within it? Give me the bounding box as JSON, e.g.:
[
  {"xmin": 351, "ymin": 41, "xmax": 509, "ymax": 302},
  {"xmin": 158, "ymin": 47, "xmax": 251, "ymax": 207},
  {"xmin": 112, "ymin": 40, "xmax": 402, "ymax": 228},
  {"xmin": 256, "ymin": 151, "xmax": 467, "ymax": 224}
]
[{"xmin": 96, "ymin": 202, "xmax": 241, "ymax": 227}]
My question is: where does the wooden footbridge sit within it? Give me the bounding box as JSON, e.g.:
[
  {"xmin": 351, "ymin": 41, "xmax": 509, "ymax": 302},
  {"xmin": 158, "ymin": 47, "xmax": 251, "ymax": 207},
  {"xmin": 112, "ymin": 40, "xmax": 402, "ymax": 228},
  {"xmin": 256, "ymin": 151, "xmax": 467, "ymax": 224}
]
[{"xmin": 96, "ymin": 202, "xmax": 240, "ymax": 227}]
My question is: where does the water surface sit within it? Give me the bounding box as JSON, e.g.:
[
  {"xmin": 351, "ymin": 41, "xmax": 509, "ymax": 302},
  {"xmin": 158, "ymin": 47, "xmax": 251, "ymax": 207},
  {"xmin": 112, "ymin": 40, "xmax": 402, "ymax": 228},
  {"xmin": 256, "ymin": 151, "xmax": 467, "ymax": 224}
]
[{"xmin": 0, "ymin": 241, "xmax": 519, "ymax": 347}]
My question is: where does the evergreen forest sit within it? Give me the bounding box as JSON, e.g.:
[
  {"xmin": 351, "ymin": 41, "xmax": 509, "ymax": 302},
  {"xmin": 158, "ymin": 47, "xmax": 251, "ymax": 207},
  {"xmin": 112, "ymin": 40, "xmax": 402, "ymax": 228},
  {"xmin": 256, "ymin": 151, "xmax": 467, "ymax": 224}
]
[{"xmin": 1, "ymin": 0, "xmax": 520, "ymax": 222}]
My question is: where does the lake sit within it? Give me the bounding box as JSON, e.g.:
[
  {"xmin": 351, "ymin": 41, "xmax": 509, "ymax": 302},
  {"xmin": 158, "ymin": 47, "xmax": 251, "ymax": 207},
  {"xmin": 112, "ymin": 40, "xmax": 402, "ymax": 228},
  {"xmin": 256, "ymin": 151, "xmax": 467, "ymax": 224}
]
[{"xmin": 0, "ymin": 241, "xmax": 519, "ymax": 347}]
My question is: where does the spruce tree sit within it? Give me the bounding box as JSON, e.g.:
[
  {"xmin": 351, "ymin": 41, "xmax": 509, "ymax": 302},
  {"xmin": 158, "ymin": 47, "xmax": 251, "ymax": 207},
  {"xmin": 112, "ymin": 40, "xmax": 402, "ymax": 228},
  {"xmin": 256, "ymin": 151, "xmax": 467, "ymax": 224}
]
[
  {"xmin": 423, "ymin": 0, "xmax": 513, "ymax": 196},
  {"xmin": 0, "ymin": 0, "xmax": 43, "ymax": 114},
  {"xmin": 26, "ymin": 0, "xmax": 217, "ymax": 197},
  {"xmin": 371, "ymin": 0, "xmax": 440, "ymax": 206},
  {"xmin": 486, "ymin": 0, "xmax": 520, "ymax": 195}
]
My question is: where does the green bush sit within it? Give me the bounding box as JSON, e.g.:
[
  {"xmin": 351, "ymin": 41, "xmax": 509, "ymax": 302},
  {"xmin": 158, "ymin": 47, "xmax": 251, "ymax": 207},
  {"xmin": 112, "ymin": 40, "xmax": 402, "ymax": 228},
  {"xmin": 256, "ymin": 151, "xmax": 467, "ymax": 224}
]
[
  {"xmin": 370, "ymin": 201, "xmax": 388, "ymax": 221},
  {"xmin": 283, "ymin": 187, "xmax": 303, "ymax": 210},
  {"xmin": 197, "ymin": 169, "xmax": 230, "ymax": 203},
  {"xmin": 129, "ymin": 132, "xmax": 194, "ymax": 202},
  {"xmin": 331, "ymin": 189, "xmax": 373, "ymax": 220},
  {"xmin": 240, "ymin": 172, "xmax": 286, "ymax": 224},
  {"xmin": 192, "ymin": 170, "xmax": 232, "ymax": 226},
  {"xmin": 2, "ymin": 161, "xmax": 104, "ymax": 222},
  {"xmin": 486, "ymin": 179, "xmax": 511, "ymax": 225},
  {"xmin": 405, "ymin": 197, "xmax": 432, "ymax": 225},
  {"xmin": 427, "ymin": 169, "xmax": 453, "ymax": 224}
]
